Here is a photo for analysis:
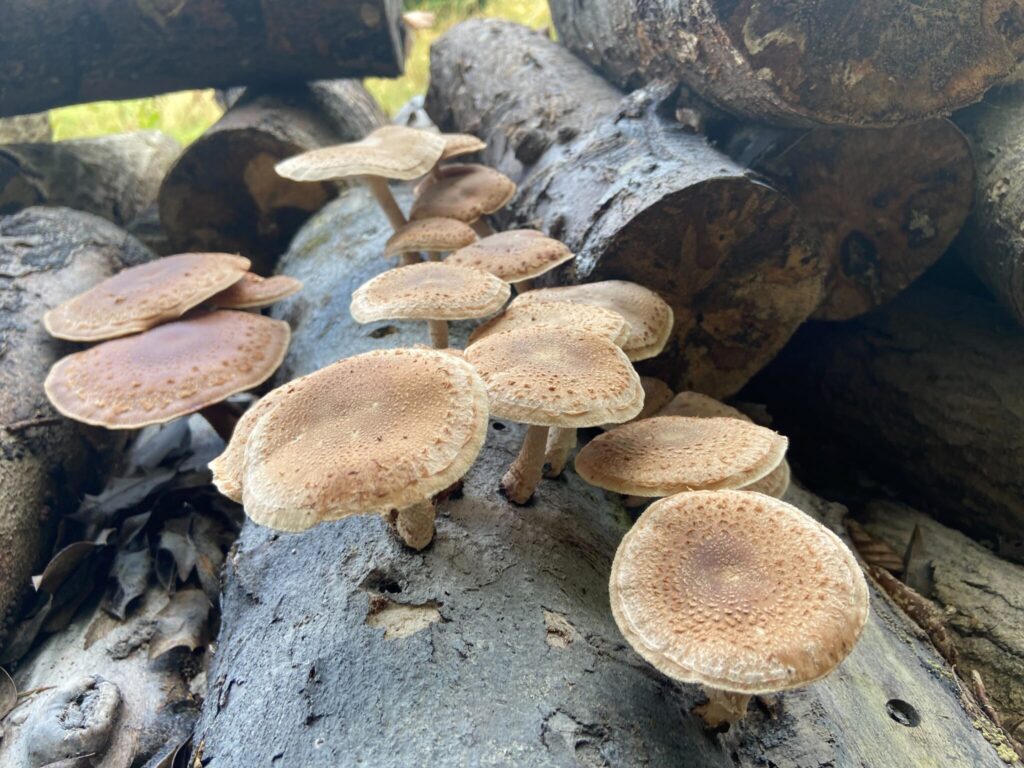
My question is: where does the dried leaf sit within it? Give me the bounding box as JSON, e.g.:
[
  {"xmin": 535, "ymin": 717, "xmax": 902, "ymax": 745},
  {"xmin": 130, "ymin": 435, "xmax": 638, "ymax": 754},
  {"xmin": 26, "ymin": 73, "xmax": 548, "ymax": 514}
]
[
  {"xmin": 0, "ymin": 666, "xmax": 16, "ymax": 720},
  {"xmin": 902, "ymin": 524, "xmax": 934, "ymax": 597},
  {"xmin": 74, "ymin": 466, "xmax": 178, "ymax": 527},
  {"xmin": 126, "ymin": 419, "xmax": 191, "ymax": 474},
  {"xmin": 156, "ymin": 517, "xmax": 195, "ymax": 589},
  {"xmin": 119, "ymin": 511, "xmax": 152, "ymax": 547},
  {"xmin": 0, "ymin": 595, "xmax": 52, "ymax": 664},
  {"xmin": 189, "ymin": 514, "xmax": 227, "ymax": 601},
  {"xmin": 145, "ymin": 734, "xmax": 192, "ymax": 768},
  {"xmin": 33, "ymin": 539, "xmax": 106, "ymax": 594},
  {"xmin": 149, "ymin": 589, "xmax": 211, "ymax": 660},
  {"xmin": 104, "ymin": 546, "xmax": 151, "ymax": 621}
]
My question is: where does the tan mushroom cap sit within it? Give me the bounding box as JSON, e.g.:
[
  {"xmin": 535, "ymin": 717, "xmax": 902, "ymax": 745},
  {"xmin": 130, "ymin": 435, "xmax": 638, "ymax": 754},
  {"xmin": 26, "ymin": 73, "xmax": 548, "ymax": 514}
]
[
  {"xmin": 746, "ymin": 459, "xmax": 791, "ymax": 498},
  {"xmin": 440, "ymin": 133, "xmax": 487, "ymax": 161},
  {"xmin": 465, "ymin": 325, "xmax": 644, "ymax": 428},
  {"xmin": 209, "ymin": 273, "xmax": 302, "ymax": 309},
  {"xmin": 43, "ymin": 252, "xmax": 251, "ymax": 342},
  {"xmin": 384, "ymin": 218, "xmax": 477, "ymax": 257},
  {"xmin": 575, "ymin": 416, "xmax": 787, "ymax": 498},
  {"xmin": 350, "ymin": 262, "xmax": 510, "ymax": 322},
  {"xmin": 274, "ymin": 126, "xmax": 445, "ymax": 182},
  {"xmin": 610, "ymin": 490, "xmax": 870, "ymax": 694},
  {"xmin": 410, "ymin": 164, "xmax": 516, "ymax": 223},
  {"xmin": 517, "ymin": 281, "xmax": 674, "ymax": 361},
  {"xmin": 44, "ymin": 310, "xmax": 290, "ymax": 430},
  {"xmin": 240, "ymin": 348, "xmax": 490, "ymax": 531},
  {"xmin": 600, "ymin": 377, "xmax": 673, "ymax": 430},
  {"xmin": 467, "ymin": 297, "xmax": 629, "ymax": 347},
  {"xmin": 446, "ymin": 229, "xmax": 574, "ymax": 283}
]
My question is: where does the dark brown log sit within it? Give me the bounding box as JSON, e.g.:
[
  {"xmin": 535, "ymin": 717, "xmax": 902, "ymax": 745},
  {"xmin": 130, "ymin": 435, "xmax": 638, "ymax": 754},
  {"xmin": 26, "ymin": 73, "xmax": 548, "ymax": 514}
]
[
  {"xmin": 426, "ymin": 21, "xmax": 825, "ymax": 398},
  {"xmin": 0, "ymin": 0, "xmax": 404, "ymax": 117},
  {"xmin": 190, "ymin": 188, "xmax": 1009, "ymax": 767},
  {"xmin": 0, "ymin": 131, "xmax": 180, "ymax": 227},
  {"xmin": 158, "ymin": 81, "xmax": 386, "ymax": 273},
  {"xmin": 712, "ymin": 119, "xmax": 974, "ymax": 320},
  {"xmin": 0, "ymin": 114, "xmax": 50, "ymax": 143},
  {"xmin": 549, "ymin": 0, "xmax": 1024, "ymax": 127}
]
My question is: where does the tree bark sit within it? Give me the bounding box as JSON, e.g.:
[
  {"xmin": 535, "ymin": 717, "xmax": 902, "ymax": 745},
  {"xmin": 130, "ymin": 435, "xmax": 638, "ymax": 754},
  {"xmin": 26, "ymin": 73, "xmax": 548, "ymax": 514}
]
[
  {"xmin": 0, "ymin": 207, "xmax": 152, "ymax": 632},
  {"xmin": 548, "ymin": 0, "xmax": 1024, "ymax": 127},
  {"xmin": 710, "ymin": 119, "xmax": 975, "ymax": 320},
  {"xmin": 0, "ymin": 114, "xmax": 51, "ymax": 143},
  {"xmin": 191, "ymin": 189, "xmax": 1009, "ymax": 767},
  {"xmin": 0, "ymin": 131, "xmax": 180, "ymax": 227},
  {"xmin": 425, "ymin": 21, "xmax": 825, "ymax": 398},
  {"xmin": 0, "ymin": 0, "xmax": 404, "ymax": 117},
  {"xmin": 158, "ymin": 81, "xmax": 385, "ymax": 274}
]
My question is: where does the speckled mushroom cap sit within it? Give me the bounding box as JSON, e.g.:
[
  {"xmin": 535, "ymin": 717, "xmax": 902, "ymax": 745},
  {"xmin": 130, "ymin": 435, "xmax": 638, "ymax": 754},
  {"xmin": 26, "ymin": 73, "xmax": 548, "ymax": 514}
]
[
  {"xmin": 410, "ymin": 164, "xmax": 516, "ymax": 222},
  {"xmin": 350, "ymin": 262, "xmax": 510, "ymax": 322},
  {"xmin": 43, "ymin": 252, "xmax": 251, "ymax": 341},
  {"xmin": 600, "ymin": 377, "xmax": 674, "ymax": 430},
  {"xmin": 575, "ymin": 416, "xmax": 787, "ymax": 497},
  {"xmin": 44, "ymin": 310, "xmax": 290, "ymax": 429},
  {"xmin": 467, "ymin": 297, "xmax": 629, "ymax": 347},
  {"xmin": 517, "ymin": 281, "xmax": 674, "ymax": 361},
  {"xmin": 440, "ymin": 133, "xmax": 487, "ymax": 161},
  {"xmin": 209, "ymin": 273, "xmax": 302, "ymax": 309},
  {"xmin": 610, "ymin": 490, "xmax": 869, "ymax": 694},
  {"xmin": 446, "ymin": 229, "xmax": 575, "ymax": 283},
  {"xmin": 239, "ymin": 348, "xmax": 490, "ymax": 531},
  {"xmin": 274, "ymin": 126, "xmax": 446, "ymax": 182},
  {"xmin": 746, "ymin": 459, "xmax": 791, "ymax": 498},
  {"xmin": 384, "ymin": 218, "xmax": 477, "ymax": 257},
  {"xmin": 464, "ymin": 325, "xmax": 644, "ymax": 428}
]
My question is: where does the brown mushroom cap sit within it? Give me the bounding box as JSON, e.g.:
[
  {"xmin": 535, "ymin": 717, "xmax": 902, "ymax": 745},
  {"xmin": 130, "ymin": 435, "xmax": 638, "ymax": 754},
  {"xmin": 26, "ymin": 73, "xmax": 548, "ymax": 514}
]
[
  {"xmin": 440, "ymin": 133, "xmax": 487, "ymax": 161},
  {"xmin": 467, "ymin": 297, "xmax": 629, "ymax": 347},
  {"xmin": 465, "ymin": 325, "xmax": 644, "ymax": 428},
  {"xmin": 575, "ymin": 416, "xmax": 788, "ymax": 497},
  {"xmin": 209, "ymin": 273, "xmax": 302, "ymax": 309},
  {"xmin": 350, "ymin": 262, "xmax": 510, "ymax": 323},
  {"xmin": 44, "ymin": 310, "xmax": 290, "ymax": 429},
  {"xmin": 610, "ymin": 490, "xmax": 869, "ymax": 694},
  {"xmin": 43, "ymin": 252, "xmax": 251, "ymax": 342},
  {"xmin": 240, "ymin": 348, "xmax": 490, "ymax": 531},
  {"xmin": 445, "ymin": 229, "xmax": 574, "ymax": 283},
  {"xmin": 410, "ymin": 164, "xmax": 516, "ymax": 223},
  {"xmin": 274, "ymin": 126, "xmax": 445, "ymax": 182},
  {"xmin": 384, "ymin": 218, "xmax": 478, "ymax": 257},
  {"xmin": 517, "ymin": 281, "xmax": 674, "ymax": 361}
]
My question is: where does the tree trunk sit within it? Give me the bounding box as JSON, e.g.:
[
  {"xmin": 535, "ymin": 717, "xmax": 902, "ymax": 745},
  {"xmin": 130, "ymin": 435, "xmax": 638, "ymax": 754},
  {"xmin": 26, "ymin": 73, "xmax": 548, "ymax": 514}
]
[
  {"xmin": 0, "ymin": 0, "xmax": 404, "ymax": 117},
  {"xmin": 425, "ymin": 21, "xmax": 826, "ymax": 398},
  {"xmin": 548, "ymin": 0, "xmax": 1024, "ymax": 127},
  {"xmin": 0, "ymin": 207, "xmax": 152, "ymax": 631},
  {"xmin": 191, "ymin": 189, "xmax": 1010, "ymax": 767},
  {"xmin": 0, "ymin": 131, "xmax": 180, "ymax": 227},
  {"xmin": 158, "ymin": 81, "xmax": 385, "ymax": 273},
  {"xmin": 0, "ymin": 114, "xmax": 51, "ymax": 143},
  {"xmin": 711, "ymin": 119, "xmax": 975, "ymax": 320}
]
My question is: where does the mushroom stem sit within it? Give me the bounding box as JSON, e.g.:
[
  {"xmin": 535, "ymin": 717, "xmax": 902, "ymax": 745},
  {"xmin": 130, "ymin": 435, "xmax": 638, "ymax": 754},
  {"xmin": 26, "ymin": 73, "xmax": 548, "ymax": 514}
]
[
  {"xmin": 200, "ymin": 402, "xmax": 240, "ymax": 442},
  {"xmin": 363, "ymin": 174, "xmax": 407, "ymax": 231},
  {"xmin": 471, "ymin": 218, "xmax": 494, "ymax": 237},
  {"xmin": 623, "ymin": 494, "xmax": 650, "ymax": 508},
  {"xmin": 512, "ymin": 277, "xmax": 534, "ymax": 293},
  {"xmin": 384, "ymin": 500, "xmax": 436, "ymax": 550},
  {"xmin": 693, "ymin": 688, "xmax": 752, "ymax": 729},
  {"xmin": 400, "ymin": 252, "xmax": 422, "ymax": 266},
  {"xmin": 425, "ymin": 251, "xmax": 442, "ymax": 262},
  {"xmin": 501, "ymin": 424, "xmax": 550, "ymax": 504},
  {"xmin": 543, "ymin": 427, "xmax": 576, "ymax": 478},
  {"xmin": 428, "ymin": 319, "xmax": 449, "ymax": 349}
]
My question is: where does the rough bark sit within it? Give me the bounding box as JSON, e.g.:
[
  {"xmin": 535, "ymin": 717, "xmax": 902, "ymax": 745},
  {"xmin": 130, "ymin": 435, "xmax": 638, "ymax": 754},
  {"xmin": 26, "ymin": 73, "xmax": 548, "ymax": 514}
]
[
  {"xmin": 0, "ymin": 131, "xmax": 181, "ymax": 227},
  {"xmin": 191, "ymin": 189, "xmax": 1009, "ymax": 767},
  {"xmin": 0, "ymin": 114, "xmax": 51, "ymax": 143},
  {"xmin": 0, "ymin": 208, "xmax": 152, "ymax": 632},
  {"xmin": 158, "ymin": 81, "xmax": 385, "ymax": 273},
  {"xmin": 549, "ymin": 0, "xmax": 1024, "ymax": 127},
  {"xmin": 0, "ymin": 0, "xmax": 404, "ymax": 117},
  {"xmin": 426, "ymin": 21, "xmax": 825, "ymax": 398},
  {"xmin": 712, "ymin": 119, "xmax": 975, "ymax": 320}
]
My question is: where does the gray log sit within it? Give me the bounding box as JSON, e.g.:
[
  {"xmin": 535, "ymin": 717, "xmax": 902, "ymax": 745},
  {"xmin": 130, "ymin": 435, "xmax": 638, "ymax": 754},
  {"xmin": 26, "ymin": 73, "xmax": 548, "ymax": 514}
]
[{"xmin": 0, "ymin": 114, "xmax": 50, "ymax": 144}]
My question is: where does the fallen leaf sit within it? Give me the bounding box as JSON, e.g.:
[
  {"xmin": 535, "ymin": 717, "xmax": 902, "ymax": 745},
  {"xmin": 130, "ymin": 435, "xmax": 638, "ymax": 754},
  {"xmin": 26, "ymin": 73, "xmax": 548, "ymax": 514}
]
[
  {"xmin": 104, "ymin": 546, "xmax": 151, "ymax": 621},
  {"xmin": 73, "ymin": 466, "xmax": 178, "ymax": 528},
  {"xmin": 125, "ymin": 419, "xmax": 191, "ymax": 474},
  {"xmin": 33, "ymin": 539, "xmax": 107, "ymax": 594},
  {"xmin": 149, "ymin": 589, "xmax": 211, "ymax": 660},
  {"xmin": 156, "ymin": 517, "xmax": 195, "ymax": 589},
  {"xmin": 0, "ymin": 595, "xmax": 52, "ymax": 664},
  {"xmin": 119, "ymin": 511, "xmax": 152, "ymax": 548},
  {"xmin": 189, "ymin": 514, "xmax": 227, "ymax": 601},
  {"xmin": 0, "ymin": 666, "xmax": 16, "ymax": 720}
]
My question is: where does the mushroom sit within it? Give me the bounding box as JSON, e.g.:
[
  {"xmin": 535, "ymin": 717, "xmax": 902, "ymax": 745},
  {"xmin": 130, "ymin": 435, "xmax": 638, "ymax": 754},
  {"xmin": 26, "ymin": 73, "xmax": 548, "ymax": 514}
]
[
  {"xmin": 446, "ymin": 229, "xmax": 574, "ymax": 292},
  {"xmin": 610, "ymin": 490, "xmax": 869, "ymax": 728},
  {"xmin": 465, "ymin": 325, "xmax": 644, "ymax": 504},
  {"xmin": 223, "ymin": 348, "xmax": 490, "ymax": 550},
  {"xmin": 385, "ymin": 217, "xmax": 478, "ymax": 266},
  {"xmin": 410, "ymin": 163, "xmax": 516, "ymax": 237},
  {"xmin": 43, "ymin": 252, "xmax": 250, "ymax": 342},
  {"xmin": 350, "ymin": 262, "xmax": 510, "ymax": 349},
  {"xmin": 467, "ymin": 297, "xmax": 629, "ymax": 347},
  {"xmin": 599, "ymin": 377, "xmax": 673, "ymax": 430},
  {"xmin": 274, "ymin": 125, "xmax": 445, "ymax": 231},
  {"xmin": 208, "ymin": 272, "xmax": 303, "ymax": 310},
  {"xmin": 439, "ymin": 133, "xmax": 487, "ymax": 163}
]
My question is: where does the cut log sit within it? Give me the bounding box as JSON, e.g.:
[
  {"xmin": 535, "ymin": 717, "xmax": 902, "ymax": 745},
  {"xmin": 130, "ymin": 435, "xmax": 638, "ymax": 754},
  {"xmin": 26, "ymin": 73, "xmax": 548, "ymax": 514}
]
[
  {"xmin": 0, "ymin": 0, "xmax": 404, "ymax": 117},
  {"xmin": 159, "ymin": 81, "xmax": 385, "ymax": 273},
  {"xmin": 0, "ymin": 131, "xmax": 180, "ymax": 227},
  {"xmin": 191, "ymin": 189, "xmax": 1009, "ymax": 767},
  {"xmin": 548, "ymin": 0, "xmax": 1024, "ymax": 127},
  {"xmin": 712, "ymin": 119, "xmax": 974, "ymax": 320},
  {"xmin": 426, "ymin": 21, "xmax": 825, "ymax": 398},
  {"xmin": 0, "ymin": 113, "xmax": 50, "ymax": 143},
  {"xmin": 0, "ymin": 207, "xmax": 152, "ymax": 631}
]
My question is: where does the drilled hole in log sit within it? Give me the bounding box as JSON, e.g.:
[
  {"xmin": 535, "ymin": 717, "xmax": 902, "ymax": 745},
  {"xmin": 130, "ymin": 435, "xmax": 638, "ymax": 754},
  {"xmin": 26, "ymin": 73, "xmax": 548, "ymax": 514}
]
[{"xmin": 886, "ymin": 699, "xmax": 921, "ymax": 727}]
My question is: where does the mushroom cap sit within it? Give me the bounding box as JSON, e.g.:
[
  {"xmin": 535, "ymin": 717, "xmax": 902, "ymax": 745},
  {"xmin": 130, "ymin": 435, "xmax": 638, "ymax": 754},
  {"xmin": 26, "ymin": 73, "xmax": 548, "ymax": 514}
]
[
  {"xmin": 410, "ymin": 163, "xmax": 516, "ymax": 222},
  {"xmin": 610, "ymin": 490, "xmax": 869, "ymax": 694},
  {"xmin": 440, "ymin": 133, "xmax": 487, "ymax": 161},
  {"xmin": 274, "ymin": 126, "xmax": 445, "ymax": 182},
  {"xmin": 43, "ymin": 252, "xmax": 251, "ymax": 342},
  {"xmin": 209, "ymin": 273, "xmax": 302, "ymax": 309},
  {"xmin": 384, "ymin": 218, "xmax": 477, "ymax": 257},
  {"xmin": 350, "ymin": 262, "xmax": 510, "ymax": 323},
  {"xmin": 467, "ymin": 297, "xmax": 629, "ymax": 347},
  {"xmin": 600, "ymin": 377, "xmax": 673, "ymax": 430},
  {"xmin": 44, "ymin": 310, "xmax": 290, "ymax": 430},
  {"xmin": 240, "ymin": 348, "xmax": 490, "ymax": 531},
  {"xmin": 574, "ymin": 416, "xmax": 788, "ymax": 497},
  {"xmin": 745, "ymin": 459, "xmax": 791, "ymax": 498},
  {"xmin": 446, "ymin": 229, "xmax": 575, "ymax": 283},
  {"xmin": 464, "ymin": 325, "xmax": 644, "ymax": 428},
  {"xmin": 517, "ymin": 281, "xmax": 674, "ymax": 361}
]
